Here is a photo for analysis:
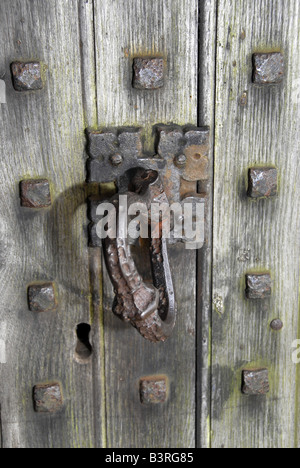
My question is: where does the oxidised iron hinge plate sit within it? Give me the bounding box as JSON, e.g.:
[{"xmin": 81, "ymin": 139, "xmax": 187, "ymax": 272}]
[
  {"xmin": 86, "ymin": 125, "xmax": 209, "ymax": 200},
  {"xmin": 86, "ymin": 125, "xmax": 210, "ymax": 249}
]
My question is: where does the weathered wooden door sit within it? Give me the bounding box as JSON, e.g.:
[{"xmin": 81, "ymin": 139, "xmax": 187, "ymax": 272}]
[{"xmin": 0, "ymin": 0, "xmax": 299, "ymax": 449}]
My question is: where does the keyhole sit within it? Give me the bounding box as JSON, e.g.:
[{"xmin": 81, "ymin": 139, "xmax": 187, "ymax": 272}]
[{"xmin": 75, "ymin": 323, "xmax": 92, "ymax": 363}]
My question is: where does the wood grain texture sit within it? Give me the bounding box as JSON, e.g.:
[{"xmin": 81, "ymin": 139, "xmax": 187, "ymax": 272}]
[
  {"xmin": 1, "ymin": 0, "xmax": 298, "ymax": 449},
  {"xmin": 94, "ymin": 0, "xmax": 199, "ymax": 448},
  {"xmin": 196, "ymin": 0, "xmax": 217, "ymax": 448},
  {"xmin": 212, "ymin": 0, "xmax": 300, "ymax": 448},
  {"xmin": 0, "ymin": 0, "xmax": 104, "ymax": 448},
  {"xmin": 94, "ymin": 0, "xmax": 198, "ymax": 150}
]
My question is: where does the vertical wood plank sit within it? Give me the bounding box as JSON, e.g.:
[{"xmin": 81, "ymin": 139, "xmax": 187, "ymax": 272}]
[
  {"xmin": 212, "ymin": 0, "xmax": 300, "ymax": 448},
  {"xmin": 94, "ymin": 0, "xmax": 198, "ymax": 149},
  {"xmin": 197, "ymin": 0, "xmax": 217, "ymax": 449},
  {"xmin": 79, "ymin": 0, "xmax": 98, "ymax": 128},
  {"xmin": 0, "ymin": 0, "xmax": 104, "ymax": 448},
  {"xmin": 94, "ymin": 0, "xmax": 199, "ymax": 448},
  {"xmin": 79, "ymin": 0, "xmax": 107, "ymax": 448}
]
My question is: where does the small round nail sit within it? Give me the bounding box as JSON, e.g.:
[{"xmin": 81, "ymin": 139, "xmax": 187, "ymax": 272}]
[
  {"xmin": 174, "ymin": 154, "xmax": 187, "ymax": 168},
  {"xmin": 270, "ymin": 319, "xmax": 283, "ymax": 331},
  {"xmin": 110, "ymin": 154, "xmax": 123, "ymax": 166}
]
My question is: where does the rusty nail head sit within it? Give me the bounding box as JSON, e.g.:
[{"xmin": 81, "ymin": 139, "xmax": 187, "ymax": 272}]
[
  {"xmin": 11, "ymin": 61, "xmax": 44, "ymax": 91},
  {"xmin": 245, "ymin": 273, "xmax": 272, "ymax": 300},
  {"xmin": 174, "ymin": 154, "xmax": 187, "ymax": 168},
  {"xmin": 248, "ymin": 167, "xmax": 278, "ymax": 199},
  {"xmin": 253, "ymin": 52, "xmax": 284, "ymax": 85},
  {"xmin": 28, "ymin": 283, "xmax": 58, "ymax": 312},
  {"xmin": 20, "ymin": 179, "xmax": 51, "ymax": 208},
  {"xmin": 133, "ymin": 58, "xmax": 164, "ymax": 90},
  {"xmin": 110, "ymin": 154, "xmax": 123, "ymax": 167},
  {"xmin": 33, "ymin": 382, "xmax": 63, "ymax": 413},
  {"xmin": 140, "ymin": 376, "xmax": 168, "ymax": 404},
  {"xmin": 270, "ymin": 318, "xmax": 283, "ymax": 331},
  {"xmin": 242, "ymin": 369, "xmax": 270, "ymax": 395}
]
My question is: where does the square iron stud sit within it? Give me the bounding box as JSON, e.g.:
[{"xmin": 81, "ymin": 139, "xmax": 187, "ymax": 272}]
[
  {"xmin": 28, "ymin": 283, "xmax": 58, "ymax": 312},
  {"xmin": 140, "ymin": 376, "xmax": 168, "ymax": 404},
  {"xmin": 245, "ymin": 273, "xmax": 272, "ymax": 300},
  {"xmin": 252, "ymin": 53, "xmax": 284, "ymax": 85},
  {"xmin": 20, "ymin": 179, "xmax": 51, "ymax": 208},
  {"xmin": 33, "ymin": 382, "xmax": 63, "ymax": 413},
  {"xmin": 11, "ymin": 61, "xmax": 44, "ymax": 91},
  {"xmin": 248, "ymin": 167, "xmax": 278, "ymax": 199},
  {"xmin": 242, "ymin": 369, "xmax": 270, "ymax": 395},
  {"xmin": 133, "ymin": 58, "xmax": 164, "ymax": 90}
]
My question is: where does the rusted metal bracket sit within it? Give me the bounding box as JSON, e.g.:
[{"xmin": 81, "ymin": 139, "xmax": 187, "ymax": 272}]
[
  {"xmin": 86, "ymin": 125, "xmax": 209, "ymax": 202},
  {"xmin": 87, "ymin": 125, "xmax": 209, "ymax": 248},
  {"xmin": 86, "ymin": 125, "xmax": 210, "ymax": 342}
]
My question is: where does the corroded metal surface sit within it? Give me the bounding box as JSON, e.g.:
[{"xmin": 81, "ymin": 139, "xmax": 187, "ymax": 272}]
[
  {"xmin": 86, "ymin": 125, "xmax": 210, "ymax": 341},
  {"xmin": 11, "ymin": 62, "xmax": 43, "ymax": 91},
  {"xmin": 156, "ymin": 125, "xmax": 209, "ymax": 202},
  {"xmin": 103, "ymin": 170, "xmax": 176, "ymax": 343},
  {"xmin": 139, "ymin": 376, "xmax": 168, "ymax": 404},
  {"xmin": 33, "ymin": 382, "xmax": 63, "ymax": 413},
  {"xmin": 245, "ymin": 273, "xmax": 272, "ymax": 300},
  {"xmin": 20, "ymin": 179, "xmax": 51, "ymax": 208},
  {"xmin": 253, "ymin": 52, "xmax": 284, "ymax": 85},
  {"xmin": 181, "ymin": 132, "xmax": 209, "ymax": 182},
  {"xmin": 110, "ymin": 154, "xmax": 124, "ymax": 166},
  {"xmin": 248, "ymin": 167, "xmax": 278, "ymax": 199},
  {"xmin": 28, "ymin": 283, "xmax": 57, "ymax": 312},
  {"xmin": 174, "ymin": 154, "xmax": 187, "ymax": 168},
  {"xmin": 86, "ymin": 127, "xmax": 164, "ymax": 185},
  {"xmin": 133, "ymin": 58, "xmax": 164, "ymax": 90},
  {"xmin": 86, "ymin": 125, "xmax": 210, "ymax": 204},
  {"xmin": 242, "ymin": 369, "xmax": 270, "ymax": 396},
  {"xmin": 270, "ymin": 318, "xmax": 283, "ymax": 331}
]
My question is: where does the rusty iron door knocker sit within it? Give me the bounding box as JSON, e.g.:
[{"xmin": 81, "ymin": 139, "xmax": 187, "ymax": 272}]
[
  {"xmin": 103, "ymin": 169, "xmax": 176, "ymax": 343},
  {"xmin": 86, "ymin": 125, "xmax": 209, "ymax": 343}
]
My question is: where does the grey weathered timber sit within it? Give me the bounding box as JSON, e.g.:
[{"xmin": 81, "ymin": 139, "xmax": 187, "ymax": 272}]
[
  {"xmin": 80, "ymin": 0, "xmax": 106, "ymax": 448},
  {"xmin": 0, "ymin": 0, "xmax": 105, "ymax": 448},
  {"xmin": 94, "ymin": 0, "xmax": 199, "ymax": 448},
  {"xmin": 212, "ymin": 0, "xmax": 300, "ymax": 448},
  {"xmin": 196, "ymin": 0, "xmax": 217, "ymax": 449},
  {"xmin": 94, "ymin": 0, "xmax": 199, "ymax": 152},
  {"xmin": 0, "ymin": 0, "xmax": 298, "ymax": 450}
]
